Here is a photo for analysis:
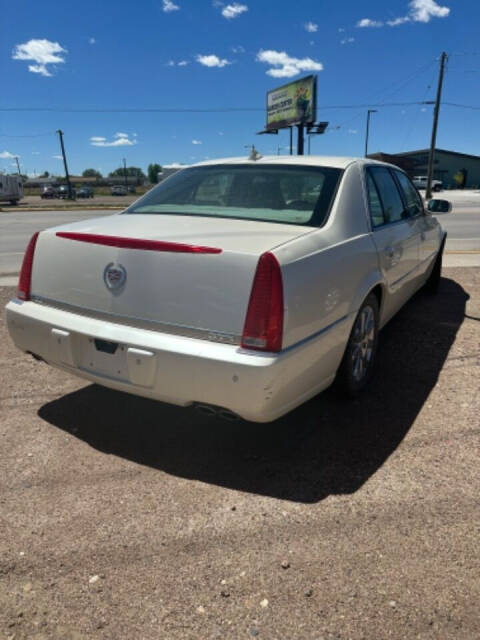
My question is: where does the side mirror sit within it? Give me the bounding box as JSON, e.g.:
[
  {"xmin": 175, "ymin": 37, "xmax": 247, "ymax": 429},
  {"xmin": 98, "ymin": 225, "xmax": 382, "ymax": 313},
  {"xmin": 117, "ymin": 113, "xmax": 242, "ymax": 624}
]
[{"xmin": 427, "ymin": 198, "xmax": 452, "ymax": 214}]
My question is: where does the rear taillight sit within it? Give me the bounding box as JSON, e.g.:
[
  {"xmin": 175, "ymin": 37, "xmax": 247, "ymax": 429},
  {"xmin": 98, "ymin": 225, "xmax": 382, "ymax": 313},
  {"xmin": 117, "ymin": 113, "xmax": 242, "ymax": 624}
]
[
  {"xmin": 241, "ymin": 252, "xmax": 284, "ymax": 352},
  {"xmin": 17, "ymin": 232, "xmax": 39, "ymax": 301}
]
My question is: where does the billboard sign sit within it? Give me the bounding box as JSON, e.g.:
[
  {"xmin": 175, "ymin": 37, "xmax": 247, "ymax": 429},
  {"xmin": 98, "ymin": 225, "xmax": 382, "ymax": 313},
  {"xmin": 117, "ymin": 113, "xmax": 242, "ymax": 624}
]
[{"xmin": 266, "ymin": 75, "xmax": 317, "ymax": 131}]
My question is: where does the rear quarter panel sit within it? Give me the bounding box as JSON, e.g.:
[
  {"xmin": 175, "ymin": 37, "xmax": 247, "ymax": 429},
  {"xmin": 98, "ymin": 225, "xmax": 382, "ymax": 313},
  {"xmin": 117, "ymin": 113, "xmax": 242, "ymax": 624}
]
[{"xmin": 275, "ymin": 163, "xmax": 382, "ymax": 351}]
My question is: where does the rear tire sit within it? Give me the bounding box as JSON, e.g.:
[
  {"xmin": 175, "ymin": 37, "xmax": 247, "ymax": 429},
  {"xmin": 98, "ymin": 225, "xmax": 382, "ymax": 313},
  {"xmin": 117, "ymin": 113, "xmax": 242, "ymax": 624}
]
[{"xmin": 336, "ymin": 293, "xmax": 379, "ymax": 396}]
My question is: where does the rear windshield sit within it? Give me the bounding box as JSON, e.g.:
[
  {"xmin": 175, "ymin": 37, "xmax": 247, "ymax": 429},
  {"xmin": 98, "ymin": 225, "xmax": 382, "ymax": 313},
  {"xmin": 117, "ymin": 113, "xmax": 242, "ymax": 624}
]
[{"xmin": 126, "ymin": 164, "xmax": 343, "ymax": 226}]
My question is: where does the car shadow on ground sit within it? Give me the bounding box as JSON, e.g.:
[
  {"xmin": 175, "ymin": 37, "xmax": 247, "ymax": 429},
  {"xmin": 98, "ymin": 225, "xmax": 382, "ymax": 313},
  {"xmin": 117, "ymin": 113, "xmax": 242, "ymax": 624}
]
[{"xmin": 39, "ymin": 277, "xmax": 468, "ymax": 503}]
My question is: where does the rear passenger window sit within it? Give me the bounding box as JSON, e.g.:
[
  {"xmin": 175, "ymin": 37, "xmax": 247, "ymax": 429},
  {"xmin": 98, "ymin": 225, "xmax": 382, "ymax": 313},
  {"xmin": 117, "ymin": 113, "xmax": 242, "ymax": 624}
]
[
  {"xmin": 394, "ymin": 171, "xmax": 424, "ymax": 217},
  {"xmin": 369, "ymin": 167, "xmax": 405, "ymax": 224},
  {"xmin": 366, "ymin": 172, "xmax": 385, "ymax": 227}
]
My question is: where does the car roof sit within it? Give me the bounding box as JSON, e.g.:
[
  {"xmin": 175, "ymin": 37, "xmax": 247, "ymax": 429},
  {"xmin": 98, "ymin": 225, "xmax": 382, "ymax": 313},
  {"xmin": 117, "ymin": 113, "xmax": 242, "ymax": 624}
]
[{"xmin": 192, "ymin": 155, "xmax": 398, "ymax": 170}]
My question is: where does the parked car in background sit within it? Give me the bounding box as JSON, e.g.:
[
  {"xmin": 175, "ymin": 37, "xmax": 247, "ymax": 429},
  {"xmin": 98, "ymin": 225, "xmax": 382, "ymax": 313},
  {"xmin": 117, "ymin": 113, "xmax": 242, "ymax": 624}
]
[
  {"xmin": 41, "ymin": 185, "xmax": 57, "ymax": 199},
  {"xmin": 0, "ymin": 175, "xmax": 24, "ymax": 205},
  {"xmin": 77, "ymin": 186, "xmax": 94, "ymax": 199},
  {"xmin": 111, "ymin": 185, "xmax": 128, "ymax": 196},
  {"xmin": 6, "ymin": 156, "xmax": 447, "ymax": 422},
  {"xmin": 57, "ymin": 185, "xmax": 76, "ymax": 200},
  {"xmin": 413, "ymin": 175, "xmax": 443, "ymax": 192}
]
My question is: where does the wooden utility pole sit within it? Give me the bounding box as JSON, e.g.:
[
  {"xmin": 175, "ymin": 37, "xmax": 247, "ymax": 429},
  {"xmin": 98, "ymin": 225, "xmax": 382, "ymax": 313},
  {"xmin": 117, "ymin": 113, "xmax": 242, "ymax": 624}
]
[
  {"xmin": 14, "ymin": 156, "xmax": 21, "ymax": 175},
  {"xmin": 426, "ymin": 52, "xmax": 448, "ymax": 200},
  {"xmin": 56, "ymin": 129, "xmax": 73, "ymax": 199}
]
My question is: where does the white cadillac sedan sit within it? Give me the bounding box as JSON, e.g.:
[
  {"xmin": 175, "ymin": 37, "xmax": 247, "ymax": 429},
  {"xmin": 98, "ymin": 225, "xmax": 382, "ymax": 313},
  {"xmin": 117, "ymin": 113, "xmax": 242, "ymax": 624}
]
[{"xmin": 6, "ymin": 156, "xmax": 446, "ymax": 422}]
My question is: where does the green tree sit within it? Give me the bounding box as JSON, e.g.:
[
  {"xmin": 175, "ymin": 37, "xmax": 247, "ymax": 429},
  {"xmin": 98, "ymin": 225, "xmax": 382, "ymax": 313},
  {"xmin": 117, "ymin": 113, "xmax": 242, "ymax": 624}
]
[
  {"xmin": 40, "ymin": 171, "xmax": 50, "ymax": 178},
  {"xmin": 109, "ymin": 166, "xmax": 146, "ymax": 180},
  {"xmin": 82, "ymin": 168, "xmax": 103, "ymax": 178},
  {"xmin": 147, "ymin": 163, "xmax": 162, "ymax": 184}
]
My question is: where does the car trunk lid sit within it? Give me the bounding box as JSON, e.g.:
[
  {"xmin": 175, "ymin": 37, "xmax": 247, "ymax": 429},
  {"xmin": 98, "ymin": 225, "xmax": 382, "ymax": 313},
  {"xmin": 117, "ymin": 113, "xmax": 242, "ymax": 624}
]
[{"xmin": 30, "ymin": 214, "xmax": 313, "ymax": 340}]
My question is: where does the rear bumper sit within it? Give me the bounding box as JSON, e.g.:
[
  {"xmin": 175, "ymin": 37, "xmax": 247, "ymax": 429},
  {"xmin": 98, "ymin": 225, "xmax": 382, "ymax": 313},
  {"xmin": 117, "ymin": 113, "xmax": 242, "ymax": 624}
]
[{"xmin": 6, "ymin": 299, "xmax": 349, "ymax": 422}]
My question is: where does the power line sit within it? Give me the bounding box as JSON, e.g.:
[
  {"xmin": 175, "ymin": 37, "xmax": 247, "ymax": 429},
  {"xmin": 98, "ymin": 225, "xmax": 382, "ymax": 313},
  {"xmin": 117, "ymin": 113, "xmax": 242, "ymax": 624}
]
[
  {"xmin": 0, "ymin": 131, "xmax": 55, "ymax": 137},
  {"xmin": 443, "ymin": 101, "xmax": 480, "ymax": 110},
  {"xmin": 0, "ymin": 101, "xmax": 436, "ymax": 114}
]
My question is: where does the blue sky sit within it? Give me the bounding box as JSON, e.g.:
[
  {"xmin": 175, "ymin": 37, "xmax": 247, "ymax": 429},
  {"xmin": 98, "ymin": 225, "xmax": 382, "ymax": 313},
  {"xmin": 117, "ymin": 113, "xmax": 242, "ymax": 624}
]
[{"xmin": 1, "ymin": 0, "xmax": 478, "ymax": 176}]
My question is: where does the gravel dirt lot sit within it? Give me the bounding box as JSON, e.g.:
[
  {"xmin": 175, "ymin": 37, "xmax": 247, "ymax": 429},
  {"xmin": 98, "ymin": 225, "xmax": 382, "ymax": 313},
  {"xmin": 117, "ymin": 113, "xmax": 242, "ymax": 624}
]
[{"xmin": 1, "ymin": 269, "xmax": 479, "ymax": 640}]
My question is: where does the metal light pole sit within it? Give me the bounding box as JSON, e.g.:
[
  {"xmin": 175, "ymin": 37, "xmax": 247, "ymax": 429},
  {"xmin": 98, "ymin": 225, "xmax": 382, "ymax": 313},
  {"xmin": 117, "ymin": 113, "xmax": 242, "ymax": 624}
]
[
  {"xmin": 14, "ymin": 156, "xmax": 21, "ymax": 175},
  {"xmin": 364, "ymin": 109, "xmax": 377, "ymax": 157},
  {"xmin": 123, "ymin": 158, "xmax": 128, "ymax": 190}
]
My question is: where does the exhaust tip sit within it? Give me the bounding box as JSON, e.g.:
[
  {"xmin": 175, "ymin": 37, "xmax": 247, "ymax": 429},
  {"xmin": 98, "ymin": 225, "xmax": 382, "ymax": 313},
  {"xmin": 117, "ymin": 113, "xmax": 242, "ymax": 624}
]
[{"xmin": 194, "ymin": 403, "xmax": 240, "ymax": 422}]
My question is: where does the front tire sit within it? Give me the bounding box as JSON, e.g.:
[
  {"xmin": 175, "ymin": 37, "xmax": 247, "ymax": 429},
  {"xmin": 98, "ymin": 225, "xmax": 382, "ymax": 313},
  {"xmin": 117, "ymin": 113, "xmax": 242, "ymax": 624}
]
[{"xmin": 336, "ymin": 293, "xmax": 379, "ymax": 396}]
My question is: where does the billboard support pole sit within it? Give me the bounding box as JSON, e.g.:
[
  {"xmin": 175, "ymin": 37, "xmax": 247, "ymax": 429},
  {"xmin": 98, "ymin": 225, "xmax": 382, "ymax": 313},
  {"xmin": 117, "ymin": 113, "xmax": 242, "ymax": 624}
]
[
  {"xmin": 289, "ymin": 127, "xmax": 293, "ymax": 155},
  {"xmin": 297, "ymin": 124, "xmax": 304, "ymax": 155}
]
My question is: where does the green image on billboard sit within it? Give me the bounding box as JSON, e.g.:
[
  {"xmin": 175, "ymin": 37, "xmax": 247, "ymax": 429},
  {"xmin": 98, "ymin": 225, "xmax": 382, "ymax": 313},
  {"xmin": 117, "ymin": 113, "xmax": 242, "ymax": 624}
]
[{"xmin": 266, "ymin": 75, "xmax": 317, "ymax": 131}]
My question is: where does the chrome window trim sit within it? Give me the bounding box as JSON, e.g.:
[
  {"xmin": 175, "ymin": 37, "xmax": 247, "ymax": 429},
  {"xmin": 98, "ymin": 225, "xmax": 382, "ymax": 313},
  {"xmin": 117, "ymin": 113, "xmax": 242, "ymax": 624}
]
[{"xmin": 364, "ymin": 166, "xmax": 424, "ymax": 232}]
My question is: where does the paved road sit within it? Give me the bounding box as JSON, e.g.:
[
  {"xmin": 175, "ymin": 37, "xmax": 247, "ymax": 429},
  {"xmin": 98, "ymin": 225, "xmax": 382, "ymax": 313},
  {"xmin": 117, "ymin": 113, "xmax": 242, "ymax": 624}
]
[
  {"xmin": 1, "ymin": 206, "xmax": 479, "ymax": 283},
  {"xmin": 0, "ymin": 209, "xmax": 118, "ymax": 282},
  {"xmin": 1, "ymin": 270, "xmax": 479, "ymax": 639}
]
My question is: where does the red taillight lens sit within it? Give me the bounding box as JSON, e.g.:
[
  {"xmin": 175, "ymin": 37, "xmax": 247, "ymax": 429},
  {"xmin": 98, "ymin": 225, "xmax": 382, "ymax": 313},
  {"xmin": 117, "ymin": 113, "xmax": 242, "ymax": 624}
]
[
  {"xmin": 241, "ymin": 252, "xmax": 284, "ymax": 352},
  {"xmin": 17, "ymin": 232, "xmax": 39, "ymax": 301}
]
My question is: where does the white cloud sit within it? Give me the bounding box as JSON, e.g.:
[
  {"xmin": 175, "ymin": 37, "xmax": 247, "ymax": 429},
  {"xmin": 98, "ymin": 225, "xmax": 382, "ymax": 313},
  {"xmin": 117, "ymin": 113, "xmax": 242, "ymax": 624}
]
[
  {"xmin": 256, "ymin": 49, "xmax": 323, "ymax": 78},
  {"xmin": 196, "ymin": 54, "xmax": 231, "ymax": 68},
  {"xmin": 387, "ymin": 16, "xmax": 411, "ymax": 26},
  {"xmin": 221, "ymin": 3, "xmax": 248, "ymax": 19},
  {"xmin": 409, "ymin": 0, "xmax": 450, "ymax": 22},
  {"xmin": 32, "ymin": 151, "xmax": 41, "ymax": 155},
  {"xmin": 231, "ymin": 45, "xmax": 245, "ymax": 54},
  {"xmin": 0, "ymin": 151, "xmax": 16, "ymax": 159},
  {"xmin": 162, "ymin": 0, "xmax": 180, "ymax": 12},
  {"xmin": 348, "ymin": 129, "xmax": 358, "ymax": 134},
  {"xmin": 192, "ymin": 139, "xmax": 203, "ymax": 145},
  {"xmin": 357, "ymin": 18, "xmax": 384, "ymax": 27},
  {"xmin": 304, "ymin": 21, "xmax": 318, "ymax": 33},
  {"xmin": 338, "ymin": 27, "xmax": 345, "ymax": 32},
  {"xmin": 12, "ymin": 39, "xmax": 67, "ymax": 77},
  {"xmin": 167, "ymin": 59, "xmax": 189, "ymax": 67},
  {"xmin": 28, "ymin": 65, "xmax": 53, "ymax": 76},
  {"xmin": 89, "ymin": 37, "xmax": 96, "ymax": 44},
  {"xmin": 90, "ymin": 133, "xmax": 137, "ymax": 147},
  {"xmin": 341, "ymin": 37, "xmax": 355, "ymax": 44},
  {"xmin": 360, "ymin": 0, "xmax": 450, "ymax": 29},
  {"xmin": 53, "ymin": 155, "xmax": 63, "ymax": 159}
]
